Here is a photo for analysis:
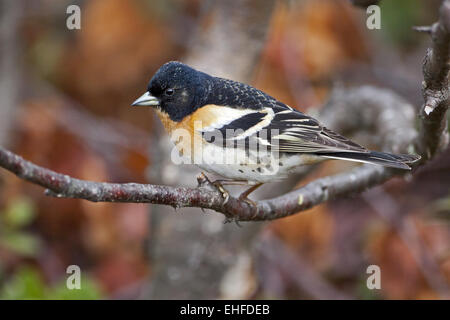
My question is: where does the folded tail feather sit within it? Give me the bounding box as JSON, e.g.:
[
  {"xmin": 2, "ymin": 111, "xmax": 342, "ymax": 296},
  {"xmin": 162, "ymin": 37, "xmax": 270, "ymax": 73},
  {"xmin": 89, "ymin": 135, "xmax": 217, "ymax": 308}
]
[{"xmin": 317, "ymin": 151, "xmax": 421, "ymax": 170}]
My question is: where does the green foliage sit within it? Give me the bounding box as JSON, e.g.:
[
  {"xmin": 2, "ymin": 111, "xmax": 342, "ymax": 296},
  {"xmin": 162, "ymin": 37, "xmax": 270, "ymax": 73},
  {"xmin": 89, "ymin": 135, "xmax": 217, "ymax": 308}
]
[
  {"xmin": 47, "ymin": 277, "xmax": 103, "ymax": 300},
  {"xmin": 0, "ymin": 196, "xmax": 41, "ymax": 257},
  {"xmin": 0, "ymin": 267, "xmax": 46, "ymax": 299},
  {"xmin": 356, "ymin": 277, "xmax": 383, "ymax": 300},
  {"xmin": 0, "ymin": 267, "xmax": 103, "ymax": 300},
  {"xmin": 0, "ymin": 232, "xmax": 40, "ymax": 257},
  {"xmin": 4, "ymin": 197, "xmax": 35, "ymax": 228},
  {"xmin": 380, "ymin": 0, "xmax": 423, "ymax": 47},
  {"xmin": 0, "ymin": 197, "xmax": 103, "ymax": 299}
]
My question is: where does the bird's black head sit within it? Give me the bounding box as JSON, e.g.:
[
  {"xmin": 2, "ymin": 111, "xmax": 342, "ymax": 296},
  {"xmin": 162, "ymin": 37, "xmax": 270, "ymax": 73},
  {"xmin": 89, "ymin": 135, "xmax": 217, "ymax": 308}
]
[{"xmin": 132, "ymin": 61, "xmax": 211, "ymax": 121}]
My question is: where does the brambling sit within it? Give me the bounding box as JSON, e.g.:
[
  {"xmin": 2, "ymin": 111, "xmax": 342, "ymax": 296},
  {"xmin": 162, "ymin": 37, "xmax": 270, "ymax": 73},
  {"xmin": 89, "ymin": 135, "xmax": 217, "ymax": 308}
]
[{"xmin": 132, "ymin": 61, "xmax": 419, "ymax": 204}]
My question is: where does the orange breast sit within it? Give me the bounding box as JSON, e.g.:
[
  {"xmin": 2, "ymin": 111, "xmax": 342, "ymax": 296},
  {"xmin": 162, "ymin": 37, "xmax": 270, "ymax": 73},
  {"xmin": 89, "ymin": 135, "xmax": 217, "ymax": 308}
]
[
  {"xmin": 154, "ymin": 104, "xmax": 256, "ymax": 160},
  {"xmin": 155, "ymin": 106, "xmax": 222, "ymax": 159}
]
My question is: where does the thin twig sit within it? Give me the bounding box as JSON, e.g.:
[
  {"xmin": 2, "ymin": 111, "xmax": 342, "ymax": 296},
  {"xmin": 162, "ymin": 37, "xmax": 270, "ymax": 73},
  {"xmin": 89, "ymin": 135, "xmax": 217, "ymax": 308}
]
[{"xmin": 413, "ymin": 26, "xmax": 433, "ymax": 34}]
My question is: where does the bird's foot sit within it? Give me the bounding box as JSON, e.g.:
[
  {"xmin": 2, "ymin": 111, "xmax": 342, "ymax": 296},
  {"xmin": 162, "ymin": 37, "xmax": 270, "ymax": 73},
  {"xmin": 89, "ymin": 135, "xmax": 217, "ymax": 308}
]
[
  {"xmin": 196, "ymin": 172, "xmax": 229, "ymax": 203},
  {"xmin": 238, "ymin": 194, "xmax": 257, "ymax": 208},
  {"xmin": 197, "ymin": 172, "xmax": 212, "ymax": 188},
  {"xmin": 238, "ymin": 183, "xmax": 263, "ymax": 218},
  {"xmin": 237, "ymin": 184, "xmax": 262, "ymax": 207},
  {"xmin": 212, "ymin": 181, "xmax": 230, "ymax": 205}
]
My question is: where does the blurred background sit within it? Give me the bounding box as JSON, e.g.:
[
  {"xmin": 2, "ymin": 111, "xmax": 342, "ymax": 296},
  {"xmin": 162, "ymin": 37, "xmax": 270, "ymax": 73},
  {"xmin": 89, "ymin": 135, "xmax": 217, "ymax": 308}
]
[{"xmin": 0, "ymin": 0, "xmax": 449, "ymax": 299}]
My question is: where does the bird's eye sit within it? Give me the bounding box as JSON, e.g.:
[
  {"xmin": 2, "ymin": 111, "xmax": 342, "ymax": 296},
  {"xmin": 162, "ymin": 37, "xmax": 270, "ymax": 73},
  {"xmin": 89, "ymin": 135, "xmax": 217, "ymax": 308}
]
[{"xmin": 165, "ymin": 88, "xmax": 174, "ymax": 96}]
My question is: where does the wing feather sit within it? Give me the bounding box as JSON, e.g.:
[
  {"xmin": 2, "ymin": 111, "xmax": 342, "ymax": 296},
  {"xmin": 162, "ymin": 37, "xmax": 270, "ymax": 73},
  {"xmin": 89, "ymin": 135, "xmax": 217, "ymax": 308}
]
[{"xmin": 200, "ymin": 104, "xmax": 368, "ymax": 155}]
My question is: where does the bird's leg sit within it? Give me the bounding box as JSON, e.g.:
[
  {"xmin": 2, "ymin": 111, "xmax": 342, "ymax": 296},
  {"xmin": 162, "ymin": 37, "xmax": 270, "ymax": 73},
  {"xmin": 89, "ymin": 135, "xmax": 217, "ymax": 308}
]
[
  {"xmin": 238, "ymin": 183, "xmax": 263, "ymax": 207},
  {"xmin": 197, "ymin": 172, "xmax": 212, "ymax": 188},
  {"xmin": 196, "ymin": 173, "xmax": 248, "ymax": 204},
  {"xmin": 212, "ymin": 179, "xmax": 249, "ymax": 186},
  {"xmin": 197, "ymin": 173, "xmax": 232, "ymax": 210},
  {"xmin": 211, "ymin": 179, "xmax": 248, "ymax": 205},
  {"xmin": 212, "ymin": 181, "xmax": 230, "ymax": 204}
]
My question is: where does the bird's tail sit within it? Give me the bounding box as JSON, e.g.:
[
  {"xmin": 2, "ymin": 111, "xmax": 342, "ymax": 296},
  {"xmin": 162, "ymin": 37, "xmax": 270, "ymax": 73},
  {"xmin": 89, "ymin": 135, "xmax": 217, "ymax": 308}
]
[{"xmin": 319, "ymin": 151, "xmax": 421, "ymax": 170}]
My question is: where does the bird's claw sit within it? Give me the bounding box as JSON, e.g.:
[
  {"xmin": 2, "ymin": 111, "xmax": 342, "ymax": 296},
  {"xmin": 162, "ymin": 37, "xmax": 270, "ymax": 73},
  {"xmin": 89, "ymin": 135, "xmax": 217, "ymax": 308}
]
[
  {"xmin": 213, "ymin": 181, "xmax": 230, "ymax": 205},
  {"xmin": 238, "ymin": 195, "xmax": 259, "ymax": 218},
  {"xmin": 196, "ymin": 173, "xmax": 230, "ymax": 204},
  {"xmin": 239, "ymin": 195, "xmax": 257, "ymax": 208},
  {"xmin": 197, "ymin": 172, "xmax": 211, "ymax": 188}
]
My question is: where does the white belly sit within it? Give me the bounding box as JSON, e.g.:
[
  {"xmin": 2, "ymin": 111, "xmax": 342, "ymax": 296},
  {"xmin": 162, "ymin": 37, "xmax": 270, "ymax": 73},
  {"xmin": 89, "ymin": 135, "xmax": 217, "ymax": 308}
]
[{"xmin": 188, "ymin": 143, "xmax": 323, "ymax": 183}]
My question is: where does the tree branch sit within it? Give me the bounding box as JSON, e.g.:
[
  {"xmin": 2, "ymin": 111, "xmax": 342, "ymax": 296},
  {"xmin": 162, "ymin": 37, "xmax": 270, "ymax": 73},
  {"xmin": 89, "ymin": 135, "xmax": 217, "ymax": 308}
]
[
  {"xmin": 416, "ymin": 0, "xmax": 450, "ymax": 161},
  {"xmin": 0, "ymin": 1, "xmax": 449, "ymax": 222},
  {"xmin": 0, "ymin": 146, "xmax": 225, "ymax": 209}
]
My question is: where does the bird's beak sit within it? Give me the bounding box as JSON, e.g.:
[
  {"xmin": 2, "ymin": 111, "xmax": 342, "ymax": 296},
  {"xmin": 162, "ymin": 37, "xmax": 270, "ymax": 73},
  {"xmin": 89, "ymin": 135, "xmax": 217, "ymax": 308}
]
[{"xmin": 131, "ymin": 92, "xmax": 160, "ymax": 107}]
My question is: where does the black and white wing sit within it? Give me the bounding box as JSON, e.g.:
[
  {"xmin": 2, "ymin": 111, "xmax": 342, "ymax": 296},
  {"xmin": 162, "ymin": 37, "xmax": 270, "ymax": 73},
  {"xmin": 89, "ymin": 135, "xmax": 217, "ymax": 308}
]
[
  {"xmin": 200, "ymin": 104, "xmax": 369, "ymax": 155},
  {"xmin": 267, "ymin": 106, "xmax": 369, "ymax": 153}
]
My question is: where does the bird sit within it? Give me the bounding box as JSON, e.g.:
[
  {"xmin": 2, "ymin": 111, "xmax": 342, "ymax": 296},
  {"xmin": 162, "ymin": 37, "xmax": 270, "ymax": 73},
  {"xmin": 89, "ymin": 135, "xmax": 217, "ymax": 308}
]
[{"xmin": 132, "ymin": 61, "xmax": 420, "ymax": 204}]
